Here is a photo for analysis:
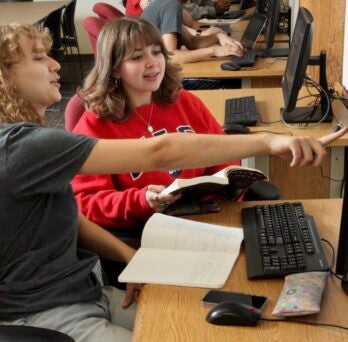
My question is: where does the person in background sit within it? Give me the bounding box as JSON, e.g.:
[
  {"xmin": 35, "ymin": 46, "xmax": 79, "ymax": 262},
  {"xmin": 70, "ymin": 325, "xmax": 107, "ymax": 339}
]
[
  {"xmin": 141, "ymin": 0, "xmax": 244, "ymax": 65},
  {"xmin": 125, "ymin": 0, "xmax": 194, "ymax": 27},
  {"xmin": 183, "ymin": 0, "xmax": 230, "ymax": 20},
  {"xmin": 71, "ymin": 17, "xmax": 241, "ymax": 233},
  {"xmin": 0, "ymin": 22, "xmax": 346, "ymax": 342},
  {"xmin": 125, "ymin": 0, "xmax": 232, "ymax": 48}
]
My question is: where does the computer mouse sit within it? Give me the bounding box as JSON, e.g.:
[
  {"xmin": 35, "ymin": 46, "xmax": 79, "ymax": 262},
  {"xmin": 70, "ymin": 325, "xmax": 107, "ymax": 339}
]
[
  {"xmin": 206, "ymin": 301, "xmax": 262, "ymax": 326},
  {"xmin": 224, "ymin": 123, "xmax": 250, "ymax": 134},
  {"xmin": 220, "ymin": 62, "xmax": 241, "ymax": 71}
]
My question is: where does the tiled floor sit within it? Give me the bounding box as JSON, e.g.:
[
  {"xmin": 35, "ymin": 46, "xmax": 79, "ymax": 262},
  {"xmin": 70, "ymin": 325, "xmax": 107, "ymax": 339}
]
[{"xmin": 45, "ymin": 55, "xmax": 94, "ymax": 130}]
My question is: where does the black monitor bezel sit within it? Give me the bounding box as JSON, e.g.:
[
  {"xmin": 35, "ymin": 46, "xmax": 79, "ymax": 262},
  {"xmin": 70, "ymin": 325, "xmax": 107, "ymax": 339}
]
[
  {"xmin": 337, "ymin": 150, "xmax": 348, "ymax": 276},
  {"xmin": 255, "ymin": 0, "xmax": 267, "ymax": 14},
  {"xmin": 240, "ymin": 0, "xmax": 256, "ymax": 10},
  {"xmin": 282, "ymin": 7, "xmax": 313, "ymax": 114},
  {"xmin": 264, "ymin": 0, "xmax": 281, "ymax": 50},
  {"xmin": 241, "ymin": 12, "xmax": 267, "ymax": 50}
]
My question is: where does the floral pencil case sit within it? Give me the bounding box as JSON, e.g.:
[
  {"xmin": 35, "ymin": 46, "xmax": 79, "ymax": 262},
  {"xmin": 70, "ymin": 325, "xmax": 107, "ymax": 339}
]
[{"xmin": 272, "ymin": 271, "xmax": 329, "ymax": 317}]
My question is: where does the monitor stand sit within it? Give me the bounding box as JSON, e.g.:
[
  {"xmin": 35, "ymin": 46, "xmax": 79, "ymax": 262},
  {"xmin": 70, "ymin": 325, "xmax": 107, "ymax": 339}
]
[
  {"xmin": 282, "ymin": 104, "xmax": 332, "ymax": 123},
  {"xmin": 258, "ymin": 48, "xmax": 289, "ymax": 58},
  {"xmin": 281, "ymin": 50, "xmax": 333, "ymax": 124},
  {"xmin": 342, "ymin": 273, "xmax": 348, "ymax": 293}
]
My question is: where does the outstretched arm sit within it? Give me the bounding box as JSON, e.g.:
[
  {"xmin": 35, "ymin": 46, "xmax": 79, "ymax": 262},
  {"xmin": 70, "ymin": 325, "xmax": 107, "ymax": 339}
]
[{"xmin": 80, "ymin": 128, "xmax": 348, "ymax": 176}]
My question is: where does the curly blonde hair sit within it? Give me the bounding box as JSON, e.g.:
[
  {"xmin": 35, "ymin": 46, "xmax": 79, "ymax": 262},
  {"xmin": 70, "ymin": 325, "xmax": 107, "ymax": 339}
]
[
  {"xmin": 79, "ymin": 17, "xmax": 182, "ymax": 121},
  {"xmin": 0, "ymin": 24, "xmax": 52, "ymax": 125}
]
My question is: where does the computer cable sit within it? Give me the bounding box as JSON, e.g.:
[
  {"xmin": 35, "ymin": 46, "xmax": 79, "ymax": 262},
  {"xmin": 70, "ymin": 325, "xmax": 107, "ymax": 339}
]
[
  {"xmin": 281, "ymin": 76, "xmax": 332, "ymax": 129},
  {"xmin": 259, "ymin": 317, "xmax": 348, "ymax": 331},
  {"xmin": 319, "ymin": 165, "xmax": 344, "ymax": 184},
  {"xmin": 321, "ymin": 238, "xmax": 347, "ymax": 283},
  {"xmin": 261, "ymin": 236, "xmax": 348, "ymax": 332}
]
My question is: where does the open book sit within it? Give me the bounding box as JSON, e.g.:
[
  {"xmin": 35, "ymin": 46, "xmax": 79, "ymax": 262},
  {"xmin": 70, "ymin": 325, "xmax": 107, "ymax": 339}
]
[
  {"xmin": 118, "ymin": 213, "xmax": 244, "ymax": 288},
  {"xmin": 161, "ymin": 165, "xmax": 267, "ymax": 201}
]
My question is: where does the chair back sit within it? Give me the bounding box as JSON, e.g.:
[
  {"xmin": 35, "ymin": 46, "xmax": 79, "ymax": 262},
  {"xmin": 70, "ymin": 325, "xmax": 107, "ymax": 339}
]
[
  {"xmin": 62, "ymin": 0, "xmax": 77, "ymax": 38},
  {"xmin": 64, "ymin": 94, "xmax": 85, "ymax": 131},
  {"xmin": 44, "ymin": 8, "xmax": 64, "ymax": 51},
  {"xmin": 83, "ymin": 16, "xmax": 106, "ymax": 56},
  {"xmin": 92, "ymin": 2, "xmax": 123, "ymax": 21}
]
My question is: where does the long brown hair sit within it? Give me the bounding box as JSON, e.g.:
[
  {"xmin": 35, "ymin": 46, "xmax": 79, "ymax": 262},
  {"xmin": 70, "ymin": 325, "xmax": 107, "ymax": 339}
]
[
  {"xmin": 79, "ymin": 17, "xmax": 182, "ymax": 121},
  {"xmin": 0, "ymin": 24, "xmax": 52, "ymax": 125}
]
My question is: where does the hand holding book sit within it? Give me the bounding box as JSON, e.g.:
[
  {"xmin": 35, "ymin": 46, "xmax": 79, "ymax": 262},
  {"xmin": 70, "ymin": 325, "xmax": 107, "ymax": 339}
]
[{"xmin": 161, "ymin": 165, "xmax": 267, "ymax": 201}]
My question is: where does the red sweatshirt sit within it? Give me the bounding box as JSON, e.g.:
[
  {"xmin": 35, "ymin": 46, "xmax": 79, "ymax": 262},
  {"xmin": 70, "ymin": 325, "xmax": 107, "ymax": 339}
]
[{"xmin": 72, "ymin": 90, "xmax": 239, "ymax": 230}]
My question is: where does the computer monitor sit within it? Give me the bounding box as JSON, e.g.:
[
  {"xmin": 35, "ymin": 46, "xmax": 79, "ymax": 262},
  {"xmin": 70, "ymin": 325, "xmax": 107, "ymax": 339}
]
[
  {"xmin": 255, "ymin": 0, "xmax": 267, "ymax": 14},
  {"xmin": 240, "ymin": 0, "xmax": 256, "ymax": 10},
  {"xmin": 240, "ymin": 12, "xmax": 267, "ymax": 49},
  {"xmin": 336, "ymin": 153, "xmax": 348, "ymax": 293},
  {"xmin": 281, "ymin": 7, "xmax": 332, "ymax": 124},
  {"xmin": 261, "ymin": 0, "xmax": 289, "ymax": 57}
]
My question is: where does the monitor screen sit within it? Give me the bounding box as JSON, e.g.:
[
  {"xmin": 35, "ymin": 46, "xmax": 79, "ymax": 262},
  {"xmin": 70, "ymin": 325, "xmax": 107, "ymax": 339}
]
[
  {"xmin": 264, "ymin": 0, "xmax": 281, "ymax": 50},
  {"xmin": 255, "ymin": 0, "xmax": 267, "ymax": 14},
  {"xmin": 240, "ymin": 0, "xmax": 256, "ymax": 10},
  {"xmin": 281, "ymin": 7, "xmax": 313, "ymax": 120},
  {"xmin": 336, "ymin": 152, "xmax": 348, "ymax": 292},
  {"xmin": 240, "ymin": 12, "xmax": 267, "ymax": 49}
]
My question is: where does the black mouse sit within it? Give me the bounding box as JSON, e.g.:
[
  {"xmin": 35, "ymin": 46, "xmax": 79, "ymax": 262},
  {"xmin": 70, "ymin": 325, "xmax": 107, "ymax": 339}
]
[
  {"xmin": 220, "ymin": 62, "xmax": 241, "ymax": 71},
  {"xmin": 224, "ymin": 123, "xmax": 250, "ymax": 134},
  {"xmin": 206, "ymin": 301, "xmax": 262, "ymax": 326}
]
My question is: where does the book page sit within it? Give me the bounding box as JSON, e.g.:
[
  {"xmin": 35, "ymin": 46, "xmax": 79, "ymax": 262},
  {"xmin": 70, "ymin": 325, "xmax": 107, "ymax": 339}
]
[
  {"xmin": 118, "ymin": 248, "xmax": 239, "ymax": 288},
  {"xmin": 141, "ymin": 213, "xmax": 243, "ymax": 253},
  {"xmin": 161, "ymin": 175, "xmax": 228, "ymax": 195},
  {"xmin": 213, "ymin": 165, "xmax": 266, "ymax": 179}
]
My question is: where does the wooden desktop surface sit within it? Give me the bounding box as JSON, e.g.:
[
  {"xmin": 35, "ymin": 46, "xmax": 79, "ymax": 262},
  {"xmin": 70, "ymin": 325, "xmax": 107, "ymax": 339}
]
[
  {"xmin": 190, "ymin": 88, "xmax": 348, "ymax": 145},
  {"xmin": 0, "ymin": 1, "xmax": 69, "ymax": 25},
  {"xmin": 190, "ymin": 88, "xmax": 348, "ymax": 199},
  {"xmin": 181, "ymin": 56, "xmax": 286, "ymax": 82},
  {"xmin": 133, "ymin": 199, "xmax": 348, "ymax": 342}
]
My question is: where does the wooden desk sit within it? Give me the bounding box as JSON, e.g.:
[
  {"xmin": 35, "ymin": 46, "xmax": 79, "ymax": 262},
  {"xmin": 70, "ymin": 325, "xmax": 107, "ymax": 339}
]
[
  {"xmin": 189, "ymin": 7, "xmax": 290, "ymax": 88},
  {"xmin": 133, "ymin": 199, "xmax": 348, "ymax": 342},
  {"xmin": 181, "ymin": 57, "xmax": 286, "ymax": 88},
  {"xmin": 0, "ymin": 1, "xmax": 69, "ymax": 25},
  {"xmin": 190, "ymin": 88, "xmax": 348, "ymax": 199}
]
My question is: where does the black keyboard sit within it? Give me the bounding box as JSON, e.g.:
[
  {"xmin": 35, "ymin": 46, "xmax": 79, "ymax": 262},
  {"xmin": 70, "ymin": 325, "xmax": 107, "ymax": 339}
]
[
  {"xmin": 224, "ymin": 96, "xmax": 257, "ymax": 127},
  {"xmin": 219, "ymin": 9, "xmax": 245, "ymax": 19},
  {"xmin": 230, "ymin": 50, "xmax": 256, "ymax": 67},
  {"xmin": 242, "ymin": 202, "xmax": 330, "ymax": 279}
]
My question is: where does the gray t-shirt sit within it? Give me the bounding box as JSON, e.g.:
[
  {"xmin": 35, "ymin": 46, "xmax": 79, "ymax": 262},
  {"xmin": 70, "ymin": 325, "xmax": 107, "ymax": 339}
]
[
  {"xmin": 142, "ymin": 0, "xmax": 183, "ymax": 40},
  {"xmin": 0, "ymin": 122, "xmax": 99, "ymax": 320}
]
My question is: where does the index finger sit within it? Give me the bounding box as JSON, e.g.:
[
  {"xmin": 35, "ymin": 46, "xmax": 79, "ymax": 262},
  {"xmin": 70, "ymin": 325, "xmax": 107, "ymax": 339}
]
[{"xmin": 318, "ymin": 126, "xmax": 348, "ymax": 146}]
